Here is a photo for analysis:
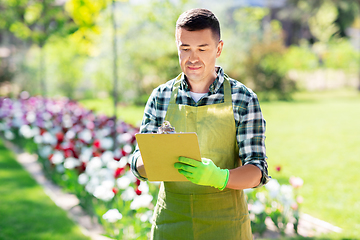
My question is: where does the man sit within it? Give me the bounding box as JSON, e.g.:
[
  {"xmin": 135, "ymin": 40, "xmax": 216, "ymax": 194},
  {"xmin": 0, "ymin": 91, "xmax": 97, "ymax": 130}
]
[{"xmin": 131, "ymin": 8, "xmax": 269, "ymax": 240}]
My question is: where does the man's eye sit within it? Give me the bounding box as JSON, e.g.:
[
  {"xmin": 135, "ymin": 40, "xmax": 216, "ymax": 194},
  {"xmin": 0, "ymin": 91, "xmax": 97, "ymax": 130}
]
[
  {"xmin": 182, "ymin": 48, "xmax": 189, "ymax": 51},
  {"xmin": 199, "ymin": 49, "xmax": 206, "ymax": 52}
]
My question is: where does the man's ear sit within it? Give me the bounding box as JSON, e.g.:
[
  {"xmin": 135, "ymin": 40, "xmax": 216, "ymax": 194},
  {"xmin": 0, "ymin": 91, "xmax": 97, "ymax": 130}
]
[{"xmin": 216, "ymin": 40, "xmax": 224, "ymax": 58}]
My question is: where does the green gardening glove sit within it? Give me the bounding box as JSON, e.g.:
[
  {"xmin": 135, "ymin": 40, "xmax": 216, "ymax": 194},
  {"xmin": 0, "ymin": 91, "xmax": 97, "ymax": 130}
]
[{"xmin": 174, "ymin": 157, "xmax": 229, "ymax": 190}]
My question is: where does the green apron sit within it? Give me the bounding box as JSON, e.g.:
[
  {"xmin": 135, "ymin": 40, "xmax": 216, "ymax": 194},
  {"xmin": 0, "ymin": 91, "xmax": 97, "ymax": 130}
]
[{"xmin": 150, "ymin": 75, "xmax": 252, "ymax": 240}]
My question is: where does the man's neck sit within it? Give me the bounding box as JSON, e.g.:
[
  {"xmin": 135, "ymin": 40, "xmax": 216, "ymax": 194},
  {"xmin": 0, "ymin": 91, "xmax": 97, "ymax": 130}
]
[{"xmin": 186, "ymin": 68, "xmax": 218, "ymax": 93}]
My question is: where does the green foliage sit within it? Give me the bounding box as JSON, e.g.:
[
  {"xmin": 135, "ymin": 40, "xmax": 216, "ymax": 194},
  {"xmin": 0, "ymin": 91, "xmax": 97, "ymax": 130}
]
[
  {"xmin": 219, "ymin": 7, "xmax": 268, "ymax": 80},
  {"xmin": 0, "ymin": 0, "xmax": 78, "ymax": 47},
  {"xmin": 241, "ymin": 22, "xmax": 297, "ymax": 101},
  {"xmin": 282, "ymin": 43, "xmax": 319, "ymax": 71},
  {"xmin": 46, "ymin": 36, "xmax": 87, "ymax": 99},
  {"xmin": 322, "ymin": 39, "xmax": 360, "ymax": 71},
  {"xmin": 308, "ymin": 1, "xmax": 339, "ymax": 43}
]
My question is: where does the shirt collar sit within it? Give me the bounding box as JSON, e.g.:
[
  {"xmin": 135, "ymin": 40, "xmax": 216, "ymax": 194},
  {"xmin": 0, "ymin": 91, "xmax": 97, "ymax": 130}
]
[{"xmin": 180, "ymin": 66, "xmax": 225, "ymax": 94}]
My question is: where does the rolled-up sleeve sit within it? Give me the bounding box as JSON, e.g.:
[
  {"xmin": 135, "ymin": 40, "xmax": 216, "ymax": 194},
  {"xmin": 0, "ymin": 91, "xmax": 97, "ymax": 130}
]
[{"xmin": 237, "ymin": 93, "xmax": 270, "ymax": 188}]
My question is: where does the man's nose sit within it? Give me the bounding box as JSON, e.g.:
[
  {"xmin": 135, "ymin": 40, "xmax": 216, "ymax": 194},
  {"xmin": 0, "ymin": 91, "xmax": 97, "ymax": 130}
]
[{"xmin": 188, "ymin": 50, "xmax": 199, "ymax": 63}]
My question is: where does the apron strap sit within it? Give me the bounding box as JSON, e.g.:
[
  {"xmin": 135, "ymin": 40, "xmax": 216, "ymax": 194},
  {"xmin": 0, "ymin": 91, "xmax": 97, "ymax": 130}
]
[
  {"xmin": 169, "ymin": 73, "xmax": 183, "ymax": 104},
  {"xmin": 223, "ymin": 74, "xmax": 232, "ymax": 103}
]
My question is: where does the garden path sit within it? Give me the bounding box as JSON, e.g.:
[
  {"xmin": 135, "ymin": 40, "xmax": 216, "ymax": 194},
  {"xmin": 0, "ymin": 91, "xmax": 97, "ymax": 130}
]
[{"xmin": 4, "ymin": 139, "xmax": 342, "ymax": 240}]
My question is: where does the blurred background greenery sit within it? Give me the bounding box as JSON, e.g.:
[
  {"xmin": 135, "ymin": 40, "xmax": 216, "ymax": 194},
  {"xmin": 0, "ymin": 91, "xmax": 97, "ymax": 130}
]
[
  {"xmin": 0, "ymin": 0, "xmax": 359, "ymax": 103},
  {"xmin": 1, "ymin": 0, "xmax": 360, "ymax": 239}
]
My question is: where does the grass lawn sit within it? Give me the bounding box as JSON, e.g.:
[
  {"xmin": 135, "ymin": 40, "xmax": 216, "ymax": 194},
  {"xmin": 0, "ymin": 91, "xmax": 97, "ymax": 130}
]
[
  {"xmin": 261, "ymin": 88, "xmax": 360, "ymax": 239},
  {"xmin": 80, "ymin": 88, "xmax": 360, "ymax": 239},
  {"xmin": 0, "ymin": 138, "xmax": 90, "ymax": 240}
]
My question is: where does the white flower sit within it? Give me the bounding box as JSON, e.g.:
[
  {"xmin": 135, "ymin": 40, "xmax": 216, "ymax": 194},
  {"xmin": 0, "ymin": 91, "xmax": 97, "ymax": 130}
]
[
  {"xmin": 38, "ymin": 146, "xmax": 52, "ymax": 158},
  {"xmin": 107, "ymin": 159, "xmax": 120, "ymax": 170},
  {"xmin": 102, "ymin": 209, "xmax": 122, "ymax": 223},
  {"xmin": 279, "ymin": 184, "xmax": 294, "ymax": 205},
  {"xmin": 116, "ymin": 176, "xmax": 131, "ymax": 189},
  {"xmin": 85, "ymin": 177, "xmax": 100, "ymax": 194},
  {"xmin": 93, "ymin": 185, "xmax": 115, "ymax": 201},
  {"xmin": 19, "ymin": 125, "xmax": 33, "ymax": 138},
  {"xmin": 62, "ymin": 114, "xmax": 73, "ymax": 128},
  {"xmin": 51, "ymin": 151, "xmax": 64, "ymax": 165},
  {"xmin": 65, "ymin": 130, "xmax": 76, "ymax": 140},
  {"xmin": 256, "ymin": 192, "xmax": 266, "ymax": 203},
  {"xmin": 34, "ymin": 135, "xmax": 42, "ymax": 144},
  {"xmin": 100, "ymin": 137, "xmax": 113, "ymax": 150},
  {"xmin": 251, "ymin": 200, "xmax": 265, "ymax": 215},
  {"xmin": 123, "ymin": 144, "xmax": 133, "ymax": 154},
  {"xmin": 4, "ymin": 130, "xmax": 14, "ymax": 140},
  {"xmin": 98, "ymin": 168, "xmax": 114, "ymax": 181},
  {"xmin": 26, "ymin": 111, "xmax": 36, "ymax": 123},
  {"xmin": 265, "ymin": 178, "xmax": 281, "ymax": 198},
  {"xmin": 31, "ymin": 126, "xmax": 40, "ymax": 136},
  {"xmin": 79, "ymin": 148, "xmax": 93, "ymax": 163},
  {"xmin": 121, "ymin": 187, "xmax": 136, "ymax": 201},
  {"xmin": 42, "ymin": 112, "xmax": 52, "ymax": 121},
  {"xmin": 117, "ymin": 133, "xmax": 133, "ymax": 144},
  {"xmin": 42, "ymin": 132, "xmax": 57, "ymax": 145},
  {"xmin": 101, "ymin": 179, "xmax": 115, "ymax": 189},
  {"xmin": 138, "ymin": 181, "xmax": 149, "ymax": 194},
  {"xmin": 130, "ymin": 194, "xmax": 153, "ymax": 210},
  {"xmin": 140, "ymin": 210, "xmax": 153, "ymax": 223},
  {"xmin": 44, "ymin": 121, "xmax": 53, "ymax": 129},
  {"xmin": 78, "ymin": 129, "xmax": 92, "ymax": 143},
  {"xmin": 86, "ymin": 157, "xmax": 102, "ymax": 175},
  {"xmin": 64, "ymin": 157, "xmax": 81, "ymax": 169},
  {"xmin": 78, "ymin": 173, "xmax": 89, "ymax": 185},
  {"xmin": 125, "ymin": 171, "xmax": 137, "ymax": 183},
  {"xmin": 119, "ymin": 157, "xmax": 128, "ymax": 168},
  {"xmin": 102, "ymin": 151, "xmax": 114, "ymax": 164}
]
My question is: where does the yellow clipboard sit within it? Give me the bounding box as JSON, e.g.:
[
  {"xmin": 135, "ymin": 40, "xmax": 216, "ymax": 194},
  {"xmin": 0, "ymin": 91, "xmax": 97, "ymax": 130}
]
[{"xmin": 135, "ymin": 133, "xmax": 201, "ymax": 181}]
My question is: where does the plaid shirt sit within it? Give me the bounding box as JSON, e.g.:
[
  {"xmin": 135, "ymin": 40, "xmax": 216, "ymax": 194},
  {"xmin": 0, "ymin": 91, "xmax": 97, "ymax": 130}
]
[{"xmin": 131, "ymin": 67, "xmax": 269, "ymax": 187}]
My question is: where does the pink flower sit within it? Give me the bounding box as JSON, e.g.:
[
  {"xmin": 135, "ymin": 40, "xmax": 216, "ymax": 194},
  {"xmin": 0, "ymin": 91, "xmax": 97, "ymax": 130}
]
[
  {"xmin": 275, "ymin": 166, "xmax": 281, "ymax": 172},
  {"xmin": 289, "ymin": 176, "xmax": 304, "ymax": 189},
  {"xmin": 291, "ymin": 202, "xmax": 298, "ymax": 210},
  {"xmin": 296, "ymin": 196, "xmax": 304, "ymax": 204}
]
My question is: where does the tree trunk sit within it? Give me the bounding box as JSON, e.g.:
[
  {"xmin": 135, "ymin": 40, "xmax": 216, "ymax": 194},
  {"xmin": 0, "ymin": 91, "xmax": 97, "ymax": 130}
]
[
  {"xmin": 39, "ymin": 46, "xmax": 46, "ymax": 97},
  {"xmin": 111, "ymin": 0, "xmax": 119, "ymax": 150}
]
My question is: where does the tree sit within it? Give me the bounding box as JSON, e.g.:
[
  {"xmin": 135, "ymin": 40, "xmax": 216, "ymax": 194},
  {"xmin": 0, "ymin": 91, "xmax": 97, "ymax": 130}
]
[{"xmin": 0, "ymin": 0, "xmax": 78, "ymax": 96}]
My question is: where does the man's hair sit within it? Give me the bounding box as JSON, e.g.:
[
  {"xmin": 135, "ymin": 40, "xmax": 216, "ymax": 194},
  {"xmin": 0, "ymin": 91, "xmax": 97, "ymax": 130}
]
[{"xmin": 176, "ymin": 8, "xmax": 221, "ymax": 42}]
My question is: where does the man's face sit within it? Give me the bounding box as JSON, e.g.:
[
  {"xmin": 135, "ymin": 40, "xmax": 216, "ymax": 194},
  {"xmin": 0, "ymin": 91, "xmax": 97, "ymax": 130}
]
[{"xmin": 176, "ymin": 28, "xmax": 223, "ymax": 92}]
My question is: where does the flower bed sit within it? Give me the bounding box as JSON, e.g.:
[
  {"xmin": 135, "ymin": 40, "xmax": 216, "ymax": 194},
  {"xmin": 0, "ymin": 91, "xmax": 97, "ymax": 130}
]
[{"xmin": 0, "ymin": 93, "xmax": 303, "ymax": 239}]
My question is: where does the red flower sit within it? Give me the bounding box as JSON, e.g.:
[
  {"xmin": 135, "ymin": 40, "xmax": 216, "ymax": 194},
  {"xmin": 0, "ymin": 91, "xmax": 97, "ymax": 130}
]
[
  {"xmin": 40, "ymin": 128, "xmax": 46, "ymax": 135},
  {"xmin": 55, "ymin": 144, "xmax": 62, "ymax": 150},
  {"xmin": 136, "ymin": 179, "xmax": 141, "ymax": 186},
  {"xmin": 121, "ymin": 149, "xmax": 127, "ymax": 157},
  {"xmin": 112, "ymin": 188, "xmax": 118, "ymax": 195},
  {"xmin": 93, "ymin": 139, "xmax": 101, "ymax": 148},
  {"xmin": 135, "ymin": 187, "xmax": 142, "ymax": 195},
  {"xmin": 92, "ymin": 151, "xmax": 101, "ymax": 157},
  {"xmin": 56, "ymin": 132, "xmax": 64, "ymax": 142},
  {"xmin": 64, "ymin": 149, "xmax": 73, "ymax": 158},
  {"xmin": 275, "ymin": 166, "xmax": 281, "ymax": 172},
  {"xmin": 114, "ymin": 167, "xmax": 125, "ymax": 178},
  {"xmin": 77, "ymin": 162, "xmax": 86, "ymax": 173}
]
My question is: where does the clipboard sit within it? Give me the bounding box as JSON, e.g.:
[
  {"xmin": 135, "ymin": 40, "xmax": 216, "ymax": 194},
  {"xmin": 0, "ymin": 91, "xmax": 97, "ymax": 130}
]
[{"xmin": 135, "ymin": 133, "xmax": 201, "ymax": 181}]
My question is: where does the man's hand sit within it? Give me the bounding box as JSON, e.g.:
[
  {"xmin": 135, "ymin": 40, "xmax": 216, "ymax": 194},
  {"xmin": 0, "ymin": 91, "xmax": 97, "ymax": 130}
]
[{"xmin": 174, "ymin": 157, "xmax": 229, "ymax": 190}]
